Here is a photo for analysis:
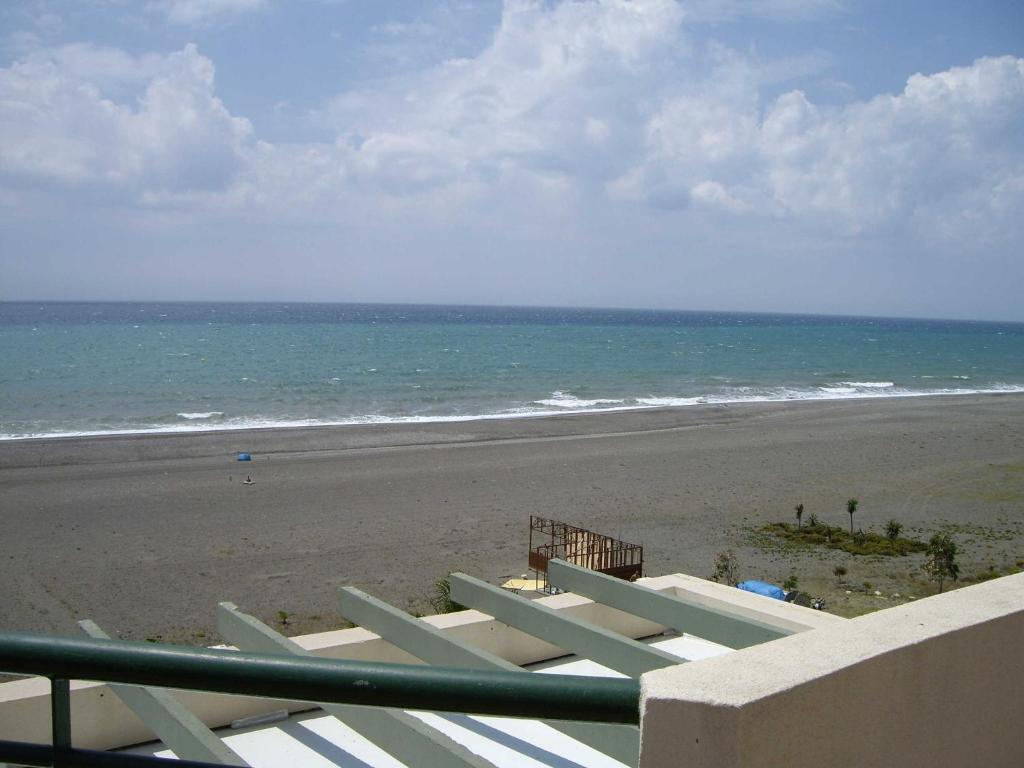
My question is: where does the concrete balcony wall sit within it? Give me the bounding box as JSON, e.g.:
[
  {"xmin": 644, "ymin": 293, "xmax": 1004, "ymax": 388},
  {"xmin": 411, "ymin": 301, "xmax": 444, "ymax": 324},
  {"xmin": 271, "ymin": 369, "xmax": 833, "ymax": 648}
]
[{"xmin": 639, "ymin": 572, "xmax": 1024, "ymax": 768}]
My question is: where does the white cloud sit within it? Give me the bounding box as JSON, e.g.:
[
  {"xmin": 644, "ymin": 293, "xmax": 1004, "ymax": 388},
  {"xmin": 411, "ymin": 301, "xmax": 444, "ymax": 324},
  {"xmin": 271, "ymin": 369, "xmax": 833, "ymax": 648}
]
[
  {"xmin": 690, "ymin": 179, "xmax": 747, "ymax": 211},
  {"xmin": 602, "ymin": 46, "xmax": 1024, "ymax": 238},
  {"xmin": 760, "ymin": 56, "xmax": 1024, "ymax": 237},
  {"xmin": 680, "ymin": 0, "xmax": 845, "ymax": 23},
  {"xmin": 1, "ymin": 0, "xmax": 1021, "ymax": 252},
  {"xmin": 157, "ymin": 0, "xmax": 267, "ymax": 26},
  {"xmin": 0, "ymin": 43, "xmax": 253, "ymax": 197},
  {"xmin": 314, "ymin": 0, "xmax": 685, "ymax": 197}
]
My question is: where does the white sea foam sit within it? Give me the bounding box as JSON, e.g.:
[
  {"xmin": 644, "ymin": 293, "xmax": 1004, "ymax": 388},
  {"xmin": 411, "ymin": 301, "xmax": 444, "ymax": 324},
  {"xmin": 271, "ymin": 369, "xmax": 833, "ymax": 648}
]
[
  {"xmin": 176, "ymin": 412, "xmax": 224, "ymax": 420},
  {"xmin": 836, "ymin": 381, "xmax": 894, "ymax": 388},
  {"xmin": 534, "ymin": 391, "xmax": 626, "ymax": 408},
  {"xmin": 4, "ymin": 385, "xmax": 1024, "ymax": 441},
  {"xmin": 635, "ymin": 396, "xmax": 706, "ymax": 407}
]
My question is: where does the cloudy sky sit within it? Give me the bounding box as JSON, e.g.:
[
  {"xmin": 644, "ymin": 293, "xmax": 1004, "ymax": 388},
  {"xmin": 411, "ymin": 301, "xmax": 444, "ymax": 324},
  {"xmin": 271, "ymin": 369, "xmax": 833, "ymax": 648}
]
[{"xmin": 1, "ymin": 1, "xmax": 1022, "ymax": 320}]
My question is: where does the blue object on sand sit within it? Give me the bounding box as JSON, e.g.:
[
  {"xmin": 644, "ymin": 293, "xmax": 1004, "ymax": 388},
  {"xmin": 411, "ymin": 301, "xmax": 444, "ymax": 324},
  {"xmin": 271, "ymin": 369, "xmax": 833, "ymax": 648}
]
[
  {"xmin": 237, "ymin": 453, "xmax": 252, "ymax": 461},
  {"xmin": 736, "ymin": 580, "xmax": 786, "ymax": 601}
]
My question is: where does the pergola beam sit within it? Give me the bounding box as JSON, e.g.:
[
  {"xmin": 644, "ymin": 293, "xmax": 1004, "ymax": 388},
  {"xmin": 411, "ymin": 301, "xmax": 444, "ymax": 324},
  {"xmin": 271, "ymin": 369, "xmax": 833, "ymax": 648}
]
[
  {"xmin": 215, "ymin": 602, "xmax": 499, "ymax": 768},
  {"xmin": 547, "ymin": 560, "xmax": 790, "ymax": 649},
  {"xmin": 77, "ymin": 620, "xmax": 247, "ymax": 767},
  {"xmin": 339, "ymin": 585, "xmax": 640, "ymax": 766},
  {"xmin": 448, "ymin": 574, "xmax": 682, "ymax": 678}
]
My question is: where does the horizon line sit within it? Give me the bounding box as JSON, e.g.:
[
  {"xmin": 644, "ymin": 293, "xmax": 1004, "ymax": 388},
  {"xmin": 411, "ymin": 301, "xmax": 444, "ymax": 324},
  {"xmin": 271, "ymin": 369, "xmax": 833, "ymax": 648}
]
[{"xmin": 1, "ymin": 298, "xmax": 1022, "ymax": 326}]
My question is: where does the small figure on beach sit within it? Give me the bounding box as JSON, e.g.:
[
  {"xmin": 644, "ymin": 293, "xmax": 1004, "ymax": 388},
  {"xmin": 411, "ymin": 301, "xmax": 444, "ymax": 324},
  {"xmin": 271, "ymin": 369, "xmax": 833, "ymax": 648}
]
[{"xmin": 243, "ymin": 475, "xmax": 254, "ymax": 485}]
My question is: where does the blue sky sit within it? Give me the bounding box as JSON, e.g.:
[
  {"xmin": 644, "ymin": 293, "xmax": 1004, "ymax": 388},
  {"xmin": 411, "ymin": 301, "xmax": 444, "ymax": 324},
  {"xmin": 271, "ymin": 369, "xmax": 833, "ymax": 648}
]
[{"xmin": 1, "ymin": 0, "xmax": 1022, "ymax": 319}]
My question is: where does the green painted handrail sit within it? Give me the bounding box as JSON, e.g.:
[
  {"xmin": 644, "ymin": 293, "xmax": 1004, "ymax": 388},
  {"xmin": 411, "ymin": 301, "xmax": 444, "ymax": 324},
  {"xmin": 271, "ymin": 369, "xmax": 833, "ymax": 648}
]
[{"xmin": 0, "ymin": 630, "xmax": 640, "ymax": 724}]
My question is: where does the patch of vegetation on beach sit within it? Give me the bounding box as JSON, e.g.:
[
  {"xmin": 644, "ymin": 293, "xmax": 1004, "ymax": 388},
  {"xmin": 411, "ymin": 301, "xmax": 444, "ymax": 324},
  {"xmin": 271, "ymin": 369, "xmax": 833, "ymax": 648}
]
[
  {"xmin": 934, "ymin": 521, "xmax": 1019, "ymax": 543},
  {"xmin": 960, "ymin": 559, "xmax": 1024, "ymax": 584},
  {"xmin": 760, "ymin": 521, "xmax": 927, "ymax": 557}
]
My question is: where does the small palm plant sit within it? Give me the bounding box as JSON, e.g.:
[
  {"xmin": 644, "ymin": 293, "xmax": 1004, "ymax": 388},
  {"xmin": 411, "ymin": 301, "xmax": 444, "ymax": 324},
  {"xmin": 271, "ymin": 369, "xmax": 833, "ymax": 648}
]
[
  {"xmin": 795, "ymin": 503, "xmax": 804, "ymax": 529},
  {"xmin": 885, "ymin": 519, "xmax": 903, "ymax": 541},
  {"xmin": 430, "ymin": 575, "xmax": 466, "ymax": 614},
  {"xmin": 847, "ymin": 497, "xmax": 859, "ymax": 535}
]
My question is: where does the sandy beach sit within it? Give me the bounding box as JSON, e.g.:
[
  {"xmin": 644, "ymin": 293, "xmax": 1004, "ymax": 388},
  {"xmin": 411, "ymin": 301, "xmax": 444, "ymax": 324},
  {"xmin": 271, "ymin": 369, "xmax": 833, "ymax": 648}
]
[{"xmin": 2, "ymin": 394, "xmax": 1022, "ymax": 643}]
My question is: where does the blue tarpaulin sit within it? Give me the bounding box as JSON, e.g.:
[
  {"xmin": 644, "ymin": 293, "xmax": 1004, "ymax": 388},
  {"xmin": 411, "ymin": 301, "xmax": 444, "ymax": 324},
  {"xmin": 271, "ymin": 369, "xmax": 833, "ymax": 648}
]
[{"xmin": 736, "ymin": 580, "xmax": 787, "ymax": 600}]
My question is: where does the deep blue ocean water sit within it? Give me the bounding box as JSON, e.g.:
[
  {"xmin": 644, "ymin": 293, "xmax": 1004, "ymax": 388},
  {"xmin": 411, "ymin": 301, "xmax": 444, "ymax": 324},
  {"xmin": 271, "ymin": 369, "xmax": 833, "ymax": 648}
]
[{"xmin": 1, "ymin": 302, "xmax": 1022, "ymax": 439}]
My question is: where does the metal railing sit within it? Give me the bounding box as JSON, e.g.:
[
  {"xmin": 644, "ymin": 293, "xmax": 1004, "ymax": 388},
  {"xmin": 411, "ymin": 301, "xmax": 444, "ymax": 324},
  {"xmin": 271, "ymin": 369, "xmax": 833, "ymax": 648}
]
[{"xmin": 0, "ymin": 630, "xmax": 640, "ymax": 768}]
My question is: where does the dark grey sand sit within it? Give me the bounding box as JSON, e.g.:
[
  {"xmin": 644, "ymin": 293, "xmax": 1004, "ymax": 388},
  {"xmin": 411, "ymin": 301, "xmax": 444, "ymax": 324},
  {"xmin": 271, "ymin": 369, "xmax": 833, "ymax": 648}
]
[{"xmin": 2, "ymin": 395, "xmax": 1023, "ymax": 642}]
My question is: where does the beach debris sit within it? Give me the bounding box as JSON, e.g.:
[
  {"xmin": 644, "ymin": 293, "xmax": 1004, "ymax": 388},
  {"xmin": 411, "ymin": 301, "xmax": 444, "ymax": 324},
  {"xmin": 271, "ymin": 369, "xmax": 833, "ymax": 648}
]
[
  {"xmin": 243, "ymin": 475, "xmax": 254, "ymax": 485},
  {"xmin": 237, "ymin": 453, "xmax": 252, "ymax": 461},
  {"xmin": 737, "ymin": 580, "xmax": 786, "ymax": 601}
]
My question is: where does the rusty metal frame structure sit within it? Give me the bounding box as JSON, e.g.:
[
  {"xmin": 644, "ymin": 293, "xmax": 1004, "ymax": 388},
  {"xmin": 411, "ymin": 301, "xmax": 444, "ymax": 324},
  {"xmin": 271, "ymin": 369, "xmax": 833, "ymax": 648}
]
[{"xmin": 528, "ymin": 516, "xmax": 643, "ymax": 591}]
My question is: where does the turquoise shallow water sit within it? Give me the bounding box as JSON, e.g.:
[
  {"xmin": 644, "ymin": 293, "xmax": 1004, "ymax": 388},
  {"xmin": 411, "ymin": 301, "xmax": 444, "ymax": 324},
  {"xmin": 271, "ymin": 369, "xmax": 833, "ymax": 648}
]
[{"xmin": 1, "ymin": 302, "xmax": 1022, "ymax": 439}]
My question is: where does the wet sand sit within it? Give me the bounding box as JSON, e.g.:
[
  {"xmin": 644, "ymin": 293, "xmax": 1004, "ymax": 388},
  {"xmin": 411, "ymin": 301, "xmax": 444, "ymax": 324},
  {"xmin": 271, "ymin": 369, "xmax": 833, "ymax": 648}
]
[{"xmin": 2, "ymin": 394, "xmax": 1023, "ymax": 643}]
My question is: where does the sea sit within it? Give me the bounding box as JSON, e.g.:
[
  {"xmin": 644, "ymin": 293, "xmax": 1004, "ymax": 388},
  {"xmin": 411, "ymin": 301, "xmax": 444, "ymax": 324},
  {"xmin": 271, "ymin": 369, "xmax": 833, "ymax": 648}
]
[{"xmin": 1, "ymin": 302, "xmax": 1022, "ymax": 440}]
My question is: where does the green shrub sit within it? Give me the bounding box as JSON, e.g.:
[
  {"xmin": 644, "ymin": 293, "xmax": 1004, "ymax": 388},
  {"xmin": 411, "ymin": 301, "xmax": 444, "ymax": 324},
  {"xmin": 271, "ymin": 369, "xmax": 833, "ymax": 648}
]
[
  {"xmin": 924, "ymin": 533, "xmax": 960, "ymax": 593},
  {"xmin": 710, "ymin": 550, "xmax": 740, "ymax": 584},
  {"xmin": 759, "ymin": 522, "xmax": 926, "ymax": 558},
  {"xmin": 430, "ymin": 575, "xmax": 466, "ymax": 614}
]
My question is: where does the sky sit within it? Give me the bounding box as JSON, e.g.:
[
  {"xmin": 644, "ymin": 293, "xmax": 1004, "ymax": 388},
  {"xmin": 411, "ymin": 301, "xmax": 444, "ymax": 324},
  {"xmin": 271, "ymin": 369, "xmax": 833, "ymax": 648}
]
[{"xmin": 0, "ymin": 1, "xmax": 1022, "ymax": 320}]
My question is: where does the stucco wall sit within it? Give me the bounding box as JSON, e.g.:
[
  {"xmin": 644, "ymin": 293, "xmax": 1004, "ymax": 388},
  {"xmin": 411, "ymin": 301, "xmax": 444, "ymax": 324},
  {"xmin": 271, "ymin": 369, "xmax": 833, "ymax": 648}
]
[{"xmin": 640, "ymin": 572, "xmax": 1024, "ymax": 768}]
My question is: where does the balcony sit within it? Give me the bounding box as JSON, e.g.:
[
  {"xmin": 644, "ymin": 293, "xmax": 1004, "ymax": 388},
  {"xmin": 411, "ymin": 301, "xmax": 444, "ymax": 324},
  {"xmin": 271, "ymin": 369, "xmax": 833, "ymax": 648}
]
[{"xmin": 2, "ymin": 564, "xmax": 1022, "ymax": 767}]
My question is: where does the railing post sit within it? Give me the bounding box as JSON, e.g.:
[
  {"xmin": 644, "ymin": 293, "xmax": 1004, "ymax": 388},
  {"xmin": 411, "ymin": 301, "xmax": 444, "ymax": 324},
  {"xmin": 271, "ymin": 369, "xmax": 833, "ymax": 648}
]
[{"xmin": 50, "ymin": 677, "xmax": 71, "ymax": 767}]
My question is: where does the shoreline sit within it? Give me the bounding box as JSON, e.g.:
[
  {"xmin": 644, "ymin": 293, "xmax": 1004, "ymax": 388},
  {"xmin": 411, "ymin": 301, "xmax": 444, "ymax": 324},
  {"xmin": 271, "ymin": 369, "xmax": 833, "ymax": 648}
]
[
  {"xmin": 2, "ymin": 393, "xmax": 1023, "ymax": 643},
  {"xmin": 3, "ymin": 390, "xmax": 1024, "ymax": 468},
  {"xmin": 4, "ymin": 385, "xmax": 1024, "ymax": 446}
]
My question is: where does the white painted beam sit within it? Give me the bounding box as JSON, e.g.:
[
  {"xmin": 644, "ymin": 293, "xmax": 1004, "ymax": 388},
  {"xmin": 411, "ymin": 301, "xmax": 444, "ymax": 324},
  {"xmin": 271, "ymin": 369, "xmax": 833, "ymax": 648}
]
[
  {"xmin": 448, "ymin": 574, "xmax": 682, "ymax": 678},
  {"xmin": 215, "ymin": 602, "xmax": 499, "ymax": 768},
  {"xmin": 77, "ymin": 620, "xmax": 247, "ymax": 766},
  {"xmin": 547, "ymin": 560, "xmax": 789, "ymax": 648},
  {"xmin": 339, "ymin": 585, "xmax": 639, "ymax": 767}
]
